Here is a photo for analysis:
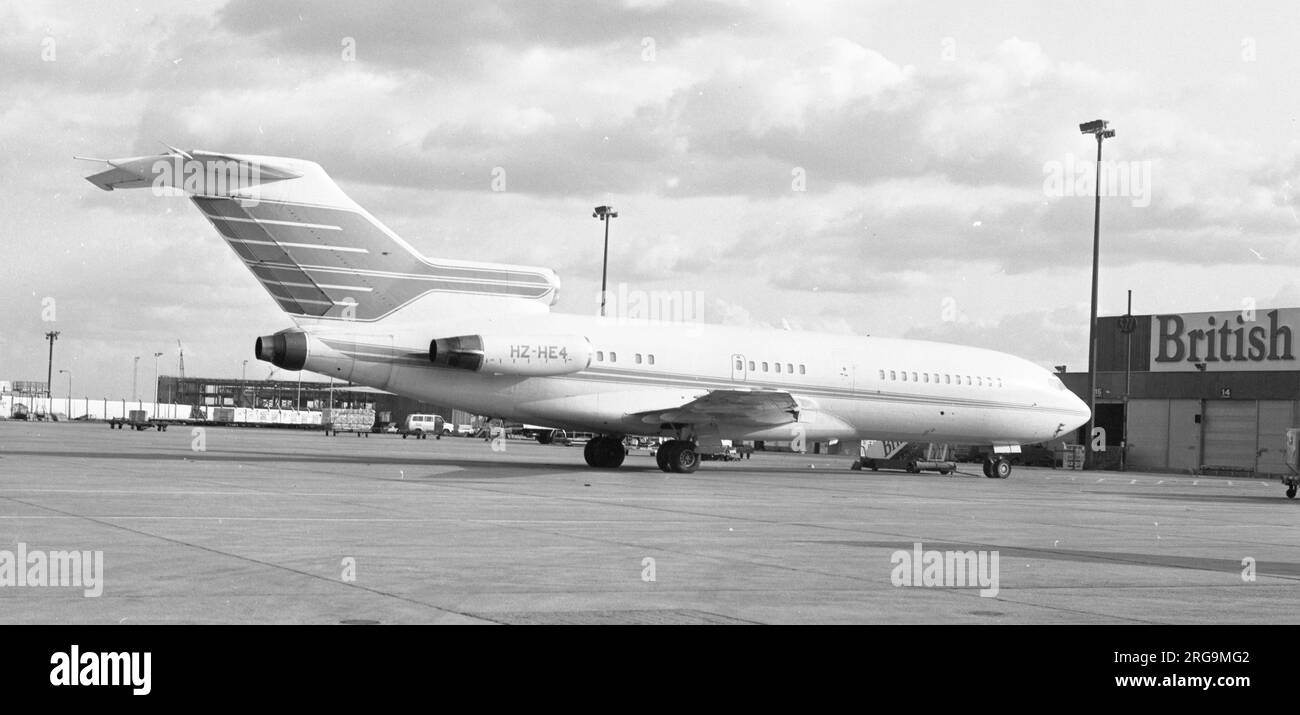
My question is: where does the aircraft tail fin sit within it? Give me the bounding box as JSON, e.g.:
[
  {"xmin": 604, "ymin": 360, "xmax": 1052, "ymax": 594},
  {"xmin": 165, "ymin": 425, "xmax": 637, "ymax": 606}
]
[{"xmin": 85, "ymin": 149, "xmax": 560, "ymax": 323}]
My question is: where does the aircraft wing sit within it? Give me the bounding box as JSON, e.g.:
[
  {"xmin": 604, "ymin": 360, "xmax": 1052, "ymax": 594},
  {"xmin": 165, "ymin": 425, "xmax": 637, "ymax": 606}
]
[{"xmin": 629, "ymin": 388, "xmax": 801, "ymax": 428}]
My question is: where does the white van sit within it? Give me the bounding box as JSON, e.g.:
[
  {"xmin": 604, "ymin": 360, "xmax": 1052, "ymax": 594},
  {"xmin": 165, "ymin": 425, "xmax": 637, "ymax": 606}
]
[{"xmin": 402, "ymin": 414, "xmax": 446, "ymax": 439}]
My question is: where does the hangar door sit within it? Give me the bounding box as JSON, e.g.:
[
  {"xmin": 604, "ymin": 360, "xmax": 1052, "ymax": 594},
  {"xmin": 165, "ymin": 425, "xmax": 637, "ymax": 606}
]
[
  {"xmin": 1201, "ymin": 401, "xmax": 1257, "ymax": 470},
  {"xmin": 1166, "ymin": 400, "xmax": 1203, "ymax": 473},
  {"xmin": 1256, "ymin": 401, "xmax": 1299, "ymax": 475},
  {"xmin": 1125, "ymin": 399, "xmax": 1170, "ymax": 471}
]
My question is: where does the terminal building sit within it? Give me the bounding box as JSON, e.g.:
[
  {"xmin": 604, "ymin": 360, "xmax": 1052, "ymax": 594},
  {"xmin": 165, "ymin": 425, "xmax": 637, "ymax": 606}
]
[{"xmin": 1061, "ymin": 306, "xmax": 1299, "ymax": 476}]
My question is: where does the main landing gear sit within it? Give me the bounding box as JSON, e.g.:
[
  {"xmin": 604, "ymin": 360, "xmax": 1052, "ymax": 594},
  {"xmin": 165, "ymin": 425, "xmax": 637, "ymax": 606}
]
[
  {"xmin": 582, "ymin": 434, "xmax": 699, "ymax": 473},
  {"xmin": 583, "ymin": 436, "xmax": 626, "ymax": 469},
  {"xmin": 655, "ymin": 439, "xmax": 699, "ymax": 474},
  {"xmin": 982, "ymin": 456, "xmax": 1012, "ymax": 479}
]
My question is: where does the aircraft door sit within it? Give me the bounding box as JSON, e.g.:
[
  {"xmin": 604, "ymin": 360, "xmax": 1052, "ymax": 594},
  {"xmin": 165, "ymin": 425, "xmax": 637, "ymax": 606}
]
[
  {"xmin": 837, "ymin": 360, "xmax": 855, "ymax": 392},
  {"xmin": 731, "ymin": 354, "xmax": 747, "ymax": 382}
]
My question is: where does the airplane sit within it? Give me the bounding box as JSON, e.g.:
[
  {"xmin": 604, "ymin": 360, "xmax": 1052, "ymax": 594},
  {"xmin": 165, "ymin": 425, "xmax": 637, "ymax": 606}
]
[{"xmin": 84, "ymin": 149, "xmax": 1090, "ymax": 477}]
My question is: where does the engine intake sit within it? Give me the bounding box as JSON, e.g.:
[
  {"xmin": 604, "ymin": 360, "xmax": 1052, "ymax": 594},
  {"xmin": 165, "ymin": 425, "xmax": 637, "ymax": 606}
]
[
  {"xmin": 255, "ymin": 331, "xmax": 308, "ymax": 371},
  {"xmin": 430, "ymin": 334, "xmax": 592, "ymax": 376},
  {"xmin": 429, "ymin": 335, "xmax": 485, "ymax": 371}
]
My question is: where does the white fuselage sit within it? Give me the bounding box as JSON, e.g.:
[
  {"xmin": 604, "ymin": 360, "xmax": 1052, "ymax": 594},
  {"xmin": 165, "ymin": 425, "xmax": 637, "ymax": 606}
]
[{"xmin": 291, "ymin": 295, "xmax": 1090, "ymax": 446}]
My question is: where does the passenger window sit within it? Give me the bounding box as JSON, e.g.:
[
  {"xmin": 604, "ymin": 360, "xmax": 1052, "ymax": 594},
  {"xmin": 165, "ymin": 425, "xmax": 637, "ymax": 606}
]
[
  {"xmin": 596, "ymin": 351, "xmax": 604, "ymax": 362},
  {"xmin": 890, "ymin": 370, "xmax": 896, "ymax": 380},
  {"xmin": 762, "ymin": 362, "xmax": 769, "ymax": 372},
  {"xmin": 799, "ymin": 364, "xmax": 805, "ymax": 375},
  {"xmin": 923, "ymin": 373, "xmax": 929, "ymax": 383},
  {"xmin": 879, "ymin": 369, "xmax": 885, "ymax": 380},
  {"xmin": 911, "ymin": 372, "xmax": 917, "ymax": 382},
  {"xmin": 610, "ymin": 352, "xmax": 617, "ymax": 362},
  {"xmin": 774, "ymin": 363, "xmax": 781, "ymax": 373},
  {"xmin": 945, "ymin": 375, "xmax": 951, "ymax": 384},
  {"xmin": 748, "ymin": 361, "xmax": 755, "ymax": 371},
  {"xmin": 901, "ymin": 372, "xmax": 908, "ymax": 382},
  {"xmin": 635, "ymin": 354, "xmax": 643, "ymax": 364},
  {"xmin": 735, "ymin": 359, "xmax": 743, "ymax": 370},
  {"xmin": 649, "ymin": 355, "xmax": 655, "ymax": 365},
  {"xmin": 787, "ymin": 363, "xmax": 793, "ymax": 373}
]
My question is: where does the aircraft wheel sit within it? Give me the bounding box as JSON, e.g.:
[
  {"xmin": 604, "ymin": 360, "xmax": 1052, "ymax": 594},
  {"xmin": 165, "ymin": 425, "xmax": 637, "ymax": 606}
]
[
  {"xmin": 656, "ymin": 441, "xmax": 677, "ymax": 472},
  {"xmin": 982, "ymin": 459, "xmax": 994, "ymax": 478},
  {"xmin": 667, "ymin": 443, "xmax": 699, "ymax": 474},
  {"xmin": 585, "ymin": 437, "xmax": 626, "ymax": 468},
  {"xmin": 992, "ymin": 457, "xmax": 1012, "ymax": 479},
  {"xmin": 598, "ymin": 438, "xmax": 625, "ymax": 468},
  {"xmin": 1287, "ymin": 486, "xmax": 1297, "ymax": 499}
]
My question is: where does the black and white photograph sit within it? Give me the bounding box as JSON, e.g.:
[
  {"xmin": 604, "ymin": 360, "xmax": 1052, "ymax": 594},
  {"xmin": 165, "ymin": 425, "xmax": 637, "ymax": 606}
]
[{"xmin": 1, "ymin": 0, "xmax": 1295, "ymax": 697}]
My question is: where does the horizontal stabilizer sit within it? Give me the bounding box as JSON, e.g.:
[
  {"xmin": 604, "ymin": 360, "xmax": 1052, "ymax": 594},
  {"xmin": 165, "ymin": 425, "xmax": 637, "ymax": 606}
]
[{"xmin": 84, "ymin": 150, "xmax": 301, "ymax": 193}]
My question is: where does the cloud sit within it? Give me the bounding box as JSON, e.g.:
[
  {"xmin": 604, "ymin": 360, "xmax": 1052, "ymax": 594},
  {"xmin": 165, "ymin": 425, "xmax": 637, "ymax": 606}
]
[
  {"xmin": 217, "ymin": 0, "xmax": 753, "ymax": 66},
  {"xmin": 904, "ymin": 305, "xmax": 1090, "ymax": 369}
]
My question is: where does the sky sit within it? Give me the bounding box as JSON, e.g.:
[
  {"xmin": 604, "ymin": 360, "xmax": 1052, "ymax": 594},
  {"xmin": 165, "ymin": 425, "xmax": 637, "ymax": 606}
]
[{"xmin": 2, "ymin": 0, "xmax": 1299, "ymax": 398}]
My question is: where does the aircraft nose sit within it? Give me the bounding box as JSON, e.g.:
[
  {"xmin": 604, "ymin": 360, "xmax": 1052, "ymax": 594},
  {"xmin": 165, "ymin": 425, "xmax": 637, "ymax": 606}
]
[{"xmin": 1066, "ymin": 390, "xmax": 1091, "ymax": 430}]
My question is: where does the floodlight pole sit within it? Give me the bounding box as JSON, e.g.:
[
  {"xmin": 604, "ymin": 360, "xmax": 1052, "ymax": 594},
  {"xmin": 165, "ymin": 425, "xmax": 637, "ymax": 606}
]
[
  {"xmin": 153, "ymin": 351, "xmax": 163, "ymax": 410},
  {"xmin": 593, "ymin": 206, "xmax": 617, "ymax": 317},
  {"xmin": 44, "ymin": 331, "xmax": 60, "ymax": 399},
  {"xmin": 1080, "ymin": 119, "xmax": 1114, "ymax": 470}
]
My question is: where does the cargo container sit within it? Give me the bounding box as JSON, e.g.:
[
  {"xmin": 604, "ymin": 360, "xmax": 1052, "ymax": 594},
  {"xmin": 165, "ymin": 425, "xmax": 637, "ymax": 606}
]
[{"xmin": 323, "ymin": 408, "xmax": 375, "ymax": 436}]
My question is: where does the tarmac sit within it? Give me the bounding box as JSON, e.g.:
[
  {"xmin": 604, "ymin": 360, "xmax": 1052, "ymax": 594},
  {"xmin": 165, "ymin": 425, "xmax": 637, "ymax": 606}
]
[{"xmin": 0, "ymin": 421, "xmax": 1296, "ymax": 624}]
